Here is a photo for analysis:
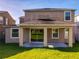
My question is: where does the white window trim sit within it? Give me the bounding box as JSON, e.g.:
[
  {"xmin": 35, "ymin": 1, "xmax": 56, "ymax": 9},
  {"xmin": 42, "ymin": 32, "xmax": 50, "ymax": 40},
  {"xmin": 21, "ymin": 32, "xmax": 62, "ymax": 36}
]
[
  {"xmin": 52, "ymin": 28, "xmax": 59, "ymax": 39},
  {"xmin": 64, "ymin": 11, "xmax": 72, "ymax": 21},
  {"xmin": 10, "ymin": 28, "xmax": 19, "ymax": 38}
]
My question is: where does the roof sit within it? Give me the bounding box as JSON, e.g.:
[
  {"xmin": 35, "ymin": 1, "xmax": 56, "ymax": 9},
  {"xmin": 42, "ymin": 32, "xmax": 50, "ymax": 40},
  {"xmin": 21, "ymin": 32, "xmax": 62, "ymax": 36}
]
[
  {"xmin": 0, "ymin": 11, "xmax": 15, "ymax": 22},
  {"xmin": 19, "ymin": 16, "xmax": 24, "ymax": 19},
  {"xmin": 24, "ymin": 8, "xmax": 76, "ymax": 12},
  {"xmin": 0, "ymin": 11, "xmax": 8, "ymax": 13},
  {"xmin": 3, "ymin": 25, "xmax": 19, "ymax": 28}
]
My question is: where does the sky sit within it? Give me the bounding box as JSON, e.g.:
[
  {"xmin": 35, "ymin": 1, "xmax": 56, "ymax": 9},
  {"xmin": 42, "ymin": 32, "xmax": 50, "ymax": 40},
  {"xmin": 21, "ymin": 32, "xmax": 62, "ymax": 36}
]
[{"xmin": 0, "ymin": 0, "xmax": 79, "ymax": 24}]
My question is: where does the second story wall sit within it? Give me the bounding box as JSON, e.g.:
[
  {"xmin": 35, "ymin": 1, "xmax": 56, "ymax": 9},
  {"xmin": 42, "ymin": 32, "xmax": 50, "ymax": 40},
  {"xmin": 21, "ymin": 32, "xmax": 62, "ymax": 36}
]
[{"xmin": 22, "ymin": 9, "xmax": 75, "ymax": 24}]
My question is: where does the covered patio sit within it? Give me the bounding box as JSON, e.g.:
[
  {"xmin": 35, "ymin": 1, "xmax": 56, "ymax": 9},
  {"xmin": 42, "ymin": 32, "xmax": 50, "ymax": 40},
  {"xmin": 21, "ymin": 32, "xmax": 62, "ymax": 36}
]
[{"xmin": 19, "ymin": 23, "xmax": 74, "ymax": 47}]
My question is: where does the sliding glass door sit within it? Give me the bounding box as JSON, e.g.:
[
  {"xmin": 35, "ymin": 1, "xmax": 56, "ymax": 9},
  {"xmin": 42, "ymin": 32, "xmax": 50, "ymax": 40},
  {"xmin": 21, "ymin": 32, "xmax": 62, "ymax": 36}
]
[{"xmin": 31, "ymin": 29, "xmax": 43, "ymax": 42}]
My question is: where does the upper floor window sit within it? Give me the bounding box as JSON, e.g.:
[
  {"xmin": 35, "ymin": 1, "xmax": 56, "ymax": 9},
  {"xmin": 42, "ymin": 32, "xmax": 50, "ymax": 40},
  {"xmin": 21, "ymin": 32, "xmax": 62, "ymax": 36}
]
[{"xmin": 64, "ymin": 11, "xmax": 71, "ymax": 21}]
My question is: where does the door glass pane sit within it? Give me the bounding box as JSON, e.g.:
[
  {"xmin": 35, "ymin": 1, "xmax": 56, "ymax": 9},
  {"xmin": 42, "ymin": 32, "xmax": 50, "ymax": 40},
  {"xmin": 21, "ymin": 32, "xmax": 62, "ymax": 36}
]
[{"xmin": 31, "ymin": 29, "xmax": 43, "ymax": 42}]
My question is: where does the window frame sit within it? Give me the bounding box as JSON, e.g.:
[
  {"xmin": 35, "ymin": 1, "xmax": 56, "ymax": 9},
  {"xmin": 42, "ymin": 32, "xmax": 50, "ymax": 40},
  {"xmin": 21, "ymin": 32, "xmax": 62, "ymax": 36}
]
[
  {"xmin": 52, "ymin": 28, "xmax": 59, "ymax": 39},
  {"xmin": 6, "ymin": 18, "xmax": 8, "ymax": 25},
  {"xmin": 10, "ymin": 28, "xmax": 19, "ymax": 38},
  {"xmin": 64, "ymin": 11, "xmax": 71, "ymax": 21},
  {"xmin": 0, "ymin": 16, "xmax": 3, "ymax": 22}
]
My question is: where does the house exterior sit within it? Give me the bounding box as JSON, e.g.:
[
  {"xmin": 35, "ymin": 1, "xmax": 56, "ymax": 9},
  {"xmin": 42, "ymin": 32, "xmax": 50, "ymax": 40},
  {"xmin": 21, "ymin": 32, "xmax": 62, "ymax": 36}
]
[
  {"xmin": 5, "ymin": 8, "xmax": 75, "ymax": 47},
  {"xmin": 74, "ymin": 15, "xmax": 79, "ymax": 41},
  {"xmin": 0, "ymin": 11, "xmax": 15, "ymax": 42}
]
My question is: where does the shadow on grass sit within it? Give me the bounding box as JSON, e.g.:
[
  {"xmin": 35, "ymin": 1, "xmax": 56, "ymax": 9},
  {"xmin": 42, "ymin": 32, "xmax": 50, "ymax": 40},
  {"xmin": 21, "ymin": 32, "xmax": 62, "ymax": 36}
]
[{"xmin": 0, "ymin": 43, "xmax": 33, "ymax": 59}]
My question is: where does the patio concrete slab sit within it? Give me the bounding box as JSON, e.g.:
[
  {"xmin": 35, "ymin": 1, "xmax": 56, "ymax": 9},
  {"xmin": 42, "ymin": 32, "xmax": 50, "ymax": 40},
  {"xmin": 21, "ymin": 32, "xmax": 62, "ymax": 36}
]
[
  {"xmin": 23, "ymin": 42, "xmax": 68, "ymax": 48},
  {"xmin": 23, "ymin": 42, "xmax": 44, "ymax": 47},
  {"xmin": 48, "ymin": 42, "xmax": 68, "ymax": 48}
]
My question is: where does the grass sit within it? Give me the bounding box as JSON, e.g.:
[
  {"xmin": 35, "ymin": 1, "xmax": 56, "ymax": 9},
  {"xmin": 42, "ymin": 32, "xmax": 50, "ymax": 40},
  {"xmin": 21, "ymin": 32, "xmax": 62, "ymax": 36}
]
[{"xmin": 0, "ymin": 42, "xmax": 79, "ymax": 59}]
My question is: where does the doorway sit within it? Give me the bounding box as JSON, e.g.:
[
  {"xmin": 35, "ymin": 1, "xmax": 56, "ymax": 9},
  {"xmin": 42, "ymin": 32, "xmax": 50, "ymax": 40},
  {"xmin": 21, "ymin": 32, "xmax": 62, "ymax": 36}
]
[{"xmin": 31, "ymin": 29, "xmax": 44, "ymax": 42}]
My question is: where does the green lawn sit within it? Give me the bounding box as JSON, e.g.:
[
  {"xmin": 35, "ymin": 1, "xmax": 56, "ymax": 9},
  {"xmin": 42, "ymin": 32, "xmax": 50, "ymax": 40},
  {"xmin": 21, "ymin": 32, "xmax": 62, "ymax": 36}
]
[{"xmin": 0, "ymin": 42, "xmax": 79, "ymax": 59}]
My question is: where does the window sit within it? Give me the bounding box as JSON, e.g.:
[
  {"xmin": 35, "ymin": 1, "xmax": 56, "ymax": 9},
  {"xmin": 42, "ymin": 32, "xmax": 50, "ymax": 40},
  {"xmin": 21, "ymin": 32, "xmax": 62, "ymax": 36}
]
[
  {"xmin": 0, "ymin": 16, "xmax": 3, "ymax": 21},
  {"xmin": 11, "ymin": 28, "xmax": 19, "ymax": 38},
  {"xmin": 0, "ymin": 16, "xmax": 3, "ymax": 24},
  {"xmin": 6, "ymin": 18, "xmax": 8, "ymax": 25},
  {"xmin": 52, "ymin": 28, "xmax": 59, "ymax": 39},
  {"xmin": 31, "ymin": 29, "xmax": 43, "ymax": 42},
  {"xmin": 0, "ymin": 16, "xmax": 3, "ymax": 20},
  {"xmin": 64, "ymin": 11, "xmax": 71, "ymax": 21}
]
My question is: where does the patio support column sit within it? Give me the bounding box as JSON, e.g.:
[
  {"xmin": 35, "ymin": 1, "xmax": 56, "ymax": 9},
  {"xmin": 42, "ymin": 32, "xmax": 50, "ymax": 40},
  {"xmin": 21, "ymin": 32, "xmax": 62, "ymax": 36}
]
[
  {"xmin": 68, "ymin": 27, "xmax": 73, "ymax": 47},
  {"xmin": 19, "ymin": 27, "xmax": 23, "ymax": 47},
  {"xmin": 29, "ymin": 28, "xmax": 31, "ymax": 43},
  {"xmin": 44, "ymin": 27, "xmax": 47, "ymax": 47}
]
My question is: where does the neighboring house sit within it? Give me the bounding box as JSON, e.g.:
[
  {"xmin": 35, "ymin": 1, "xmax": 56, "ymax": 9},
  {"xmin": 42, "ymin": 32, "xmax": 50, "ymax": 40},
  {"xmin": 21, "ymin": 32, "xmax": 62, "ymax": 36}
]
[
  {"xmin": 74, "ymin": 15, "xmax": 79, "ymax": 41},
  {"xmin": 5, "ymin": 8, "xmax": 75, "ymax": 47},
  {"xmin": 0, "ymin": 11, "xmax": 15, "ymax": 42},
  {"xmin": 75, "ymin": 15, "xmax": 79, "ymax": 22}
]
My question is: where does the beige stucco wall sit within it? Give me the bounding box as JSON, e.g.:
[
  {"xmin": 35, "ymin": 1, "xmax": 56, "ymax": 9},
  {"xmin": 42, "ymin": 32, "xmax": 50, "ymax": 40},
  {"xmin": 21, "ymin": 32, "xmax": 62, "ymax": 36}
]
[
  {"xmin": 23, "ymin": 28, "xmax": 66, "ymax": 43},
  {"xmin": 59, "ymin": 28, "xmax": 65, "ymax": 42},
  {"xmin": 5, "ymin": 27, "xmax": 30, "ymax": 43},
  {"xmin": 5, "ymin": 28, "xmax": 19, "ymax": 43},
  {"xmin": 47, "ymin": 28, "xmax": 65, "ymax": 43},
  {"xmin": 23, "ymin": 28, "xmax": 29, "ymax": 43},
  {"xmin": 47, "ymin": 28, "xmax": 73, "ymax": 43},
  {"xmin": 74, "ymin": 26, "xmax": 79, "ymax": 41},
  {"xmin": 5, "ymin": 27, "xmax": 74, "ymax": 44}
]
